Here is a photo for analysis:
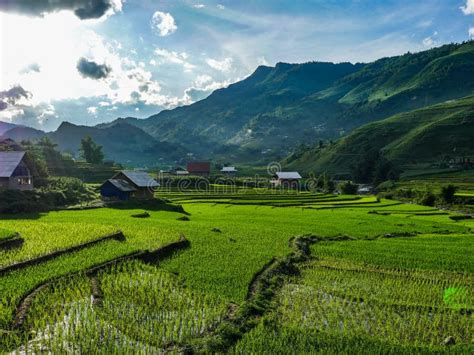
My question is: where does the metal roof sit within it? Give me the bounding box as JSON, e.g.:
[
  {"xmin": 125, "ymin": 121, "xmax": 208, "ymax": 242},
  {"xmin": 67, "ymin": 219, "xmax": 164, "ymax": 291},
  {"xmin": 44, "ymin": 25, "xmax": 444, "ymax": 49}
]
[
  {"xmin": 106, "ymin": 179, "xmax": 137, "ymax": 192},
  {"xmin": 221, "ymin": 166, "xmax": 237, "ymax": 172},
  {"xmin": 187, "ymin": 162, "xmax": 211, "ymax": 173},
  {"xmin": 276, "ymin": 172, "xmax": 302, "ymax": 179},
  {"xmin": 119, "ymin": 170, "xmax": 160, "ymax": 188},
  {"xmin": 0, "ymin": 151, "xmax": 26, "ymax": 178}
]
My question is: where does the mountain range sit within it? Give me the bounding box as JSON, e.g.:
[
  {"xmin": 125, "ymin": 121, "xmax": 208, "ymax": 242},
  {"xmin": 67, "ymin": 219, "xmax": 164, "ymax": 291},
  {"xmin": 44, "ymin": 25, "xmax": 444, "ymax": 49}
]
[{"xmin": 2, "ymin": 41, "xmax": 474, "ymax": 170}]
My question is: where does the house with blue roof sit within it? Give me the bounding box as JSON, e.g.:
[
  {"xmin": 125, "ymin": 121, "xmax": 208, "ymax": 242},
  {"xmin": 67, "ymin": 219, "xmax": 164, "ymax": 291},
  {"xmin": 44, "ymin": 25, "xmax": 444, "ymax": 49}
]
[{"xmin": 100, "ymin": 170, "xmax": 159, "ymax": 200}]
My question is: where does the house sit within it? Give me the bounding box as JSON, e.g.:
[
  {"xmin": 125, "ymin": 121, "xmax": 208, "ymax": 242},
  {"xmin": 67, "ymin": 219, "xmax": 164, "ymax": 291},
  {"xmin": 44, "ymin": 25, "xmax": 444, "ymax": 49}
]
[
  {"xmin": 187, "ymin": 162, "xmax": 211, "ymax": 176},
  {"xmin": 175, "ymin": 169, "xmax": 190, "ymax": 176},
  {"xmin": 100, "ymin": 170, "xmax": 159, "ymax": 200},
  {"xmin": 220, "ymin": 166, "xmax": 237, "ymax": 176},
  {"xmin": 272, "ymin": 172, "xmax": 302, "ymax": 189},
  {"xmin": 0, "ymin": 151, "xmax": 35, "ymax": 191}
]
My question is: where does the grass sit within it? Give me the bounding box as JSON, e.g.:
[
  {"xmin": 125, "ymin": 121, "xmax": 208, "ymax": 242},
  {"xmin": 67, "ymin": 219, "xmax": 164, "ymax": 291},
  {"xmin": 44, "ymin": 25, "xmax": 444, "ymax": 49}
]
[
  {"xmin": 232, "ymin": 234, "xmax": 473, "ymax": 353},
  {"xmin": 0, "ymin": 190, "xmax": 472, "ymax": 352},
  {"xmin": 0, "ymin": 228, "xmax": 16, "ymax": 242}
]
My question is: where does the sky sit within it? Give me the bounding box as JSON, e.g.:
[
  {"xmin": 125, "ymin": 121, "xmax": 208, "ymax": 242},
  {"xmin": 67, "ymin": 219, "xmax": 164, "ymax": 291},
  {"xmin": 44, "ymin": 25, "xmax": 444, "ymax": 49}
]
[{"xmin": 0, "ymin": 0, "xmax": 474, "ymax": 131}]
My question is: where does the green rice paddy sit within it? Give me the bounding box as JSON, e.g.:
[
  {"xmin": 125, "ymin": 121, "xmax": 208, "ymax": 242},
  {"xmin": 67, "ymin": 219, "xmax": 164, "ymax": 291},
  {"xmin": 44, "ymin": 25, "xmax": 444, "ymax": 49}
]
[{"xmin": 0, "ymin": 189, "xmax": 472, "ymax": 353}]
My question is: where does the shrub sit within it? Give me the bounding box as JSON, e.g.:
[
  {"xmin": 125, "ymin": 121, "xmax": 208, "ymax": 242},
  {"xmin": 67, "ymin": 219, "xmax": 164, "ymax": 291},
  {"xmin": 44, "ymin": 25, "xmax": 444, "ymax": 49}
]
[
  {"xmin": 339, "ymin": 181, "xmax": 358, "ymax": 195},
  {"xmin": 0, "ymin": 177, "xmax": 95, "ymax": 213},
  {"xmin": 440, "ymin": 185, "xmax": 458, "ymax": 204},
  {"xmin": 418, "ymin": 191, "xmax": 436, "ymax": 207}
]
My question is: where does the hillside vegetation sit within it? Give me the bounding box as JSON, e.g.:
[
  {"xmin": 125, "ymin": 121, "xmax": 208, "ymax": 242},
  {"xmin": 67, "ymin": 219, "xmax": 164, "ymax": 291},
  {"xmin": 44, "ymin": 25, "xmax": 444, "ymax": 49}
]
[
  {"xmin": 284, "ymin": 95, "xmax": 474, "ymax": 175},
  {"xmin": 2, "ymin": 42, "xmax": 474, "ymax": 166},
  {"xmin": 111, "ymin": 41, "xmax": 474, "ymax": 162}
]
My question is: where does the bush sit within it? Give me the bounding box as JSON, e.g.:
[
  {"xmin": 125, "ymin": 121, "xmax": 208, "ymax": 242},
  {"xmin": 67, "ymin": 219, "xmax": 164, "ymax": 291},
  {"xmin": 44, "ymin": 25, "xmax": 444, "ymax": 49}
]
[
  {"xmin": 0, "ymin": 177, "xmax": 95, "ymax": 213},
  {"xmin": 339, "ymin": 181, "xmax": 358, "ymax": 195},
  {"xmin": 440, "ymin": 185, "xmax": 458, "ymax": 204},
  {"xmin": 418, "ymin": 191, "xmax": 436, "ymax": 207}
]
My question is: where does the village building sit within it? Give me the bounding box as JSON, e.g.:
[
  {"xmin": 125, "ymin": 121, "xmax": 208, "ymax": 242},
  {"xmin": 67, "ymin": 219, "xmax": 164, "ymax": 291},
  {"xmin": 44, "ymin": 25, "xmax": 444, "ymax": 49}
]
[
  {"xmin": 272, "ymin": 171, "xmax": 302, "ymax": 189},
  {"xmin": 0, "ymin": 151, "xmax": 35, "ymax": 191},
  {"xmin": 187, "ymin": 162, "xmax": 211, "ymax": 176},
  {"xmin": 175, "ymin": 169, "xmax": 190, "ymax": 176},
  {"xmin": 220, "ymin": 166, "xmax": 237, "ymax": 176},
  {"xmin": 100, "ymin": 170, "xmax": 159, "ymax": 200}
]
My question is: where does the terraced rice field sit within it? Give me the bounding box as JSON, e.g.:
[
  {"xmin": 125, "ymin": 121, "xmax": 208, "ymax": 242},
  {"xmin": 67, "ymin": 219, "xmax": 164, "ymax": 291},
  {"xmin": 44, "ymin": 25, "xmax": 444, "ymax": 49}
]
[
  {"xmin": 0, "ymin": 189, "xmax": 472, "ymax": 353},
  {"xmin": 233, "ymin": 235, "xmax": 473, "ymax": 353}
]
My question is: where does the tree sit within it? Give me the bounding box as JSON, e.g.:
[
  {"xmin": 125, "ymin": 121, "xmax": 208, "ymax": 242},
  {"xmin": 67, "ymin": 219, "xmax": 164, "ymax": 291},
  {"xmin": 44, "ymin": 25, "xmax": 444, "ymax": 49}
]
[
  {"xmin": 80, "ymin": 136, "xmax": 104, "ymax": 164},
  {"xmin": 440, "ymin": 185, "xmax": 458, "ymax": 204},
  {"xmin": 321, "ymin": 173, "xmax": 336, "ymax": 193},
  {"xmin": 339, "ymin": 181, "xmax": 358, "ymax": 195}
]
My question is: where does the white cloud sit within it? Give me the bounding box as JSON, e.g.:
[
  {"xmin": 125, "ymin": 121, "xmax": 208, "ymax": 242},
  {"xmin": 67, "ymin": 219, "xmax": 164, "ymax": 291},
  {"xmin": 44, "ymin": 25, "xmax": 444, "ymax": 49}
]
[
  {"xmin": 182, "ymin": 75, "xmax": 234, "ymax": 104},
  {"xmin": 87, "ymin": 106, "xmax": 97, "ymax": 114},
  {"xmin": 193, "ymin": 4, "xmax": 205, "ymax": 9},
  {"xmin": 470, "ymin": 27, "xmax": 474, "ymax": 38},
  {"xmin": 217, "ymin": 4, "xmax": 225, "ymax": 10},
  {"xmin": 461, "ymin": 0, "xmax": 474, "ymax": 15},
  {"xmin": 151, "ymin": 11, "xmax": 177, "ymax": 37},
  {"xmin": 153, "ymin": 48, "xmax": 196, "ymax": 72},
  {"xmin": 206, "ymin": 57, "xmax": 233, "ymax": 72},
  {"xmin": 422, "ymin": 31, "xmax": 438, "ymax": 48},
  {"xmin": 194, "ymin": 74, "xmax": 213, "ymax": 87}
]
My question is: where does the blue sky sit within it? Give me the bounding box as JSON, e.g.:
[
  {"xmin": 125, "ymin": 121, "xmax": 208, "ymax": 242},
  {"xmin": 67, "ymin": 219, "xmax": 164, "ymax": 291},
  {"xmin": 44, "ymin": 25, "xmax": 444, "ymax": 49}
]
[{"xmin": 1, "ymin": 0, "xmax": 473, "ymax": 131}]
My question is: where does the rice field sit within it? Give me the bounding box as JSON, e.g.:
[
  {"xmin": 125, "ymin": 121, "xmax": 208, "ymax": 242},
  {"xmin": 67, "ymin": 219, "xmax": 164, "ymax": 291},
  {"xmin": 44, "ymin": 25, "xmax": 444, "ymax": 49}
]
[
  {"xmin": 0, "ymin": 189, "xmax": 472, "ymax": 353},
  {"xmin": 232, "ymin": 234, "xmax": 473, "ymax": 353},
  {"xmin": 0, "ymin": 228, "xmax": 15, "ymax": 241}
]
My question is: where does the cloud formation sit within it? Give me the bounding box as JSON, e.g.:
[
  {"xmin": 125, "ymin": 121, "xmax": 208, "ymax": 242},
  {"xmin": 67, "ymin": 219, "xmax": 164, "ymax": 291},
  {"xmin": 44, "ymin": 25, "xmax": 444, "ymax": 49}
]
[
  {"xmin": 76, "ymin": 57, "xmax": 112, "ymax": 79},
  {"xmin": 470, "ymin": 27, "xmax": 474, "ymax": 38},
  {"xmin": 422, "ymin": 31, "xmax": 438, "ymax": 48},
  {"xmin": 206, "ymin": 57, "xmax": 233, "ymax": 72},
  {"xmin": 153, "ymin": 48, "xmax": 195, "ymax": 72},
  {"xmin": 151, "ymin": 11, "xmax": 177, "ymax": 36},
  {"xmin": 0, "ymin": 0, "xmax": 122, "ymax": 20},
  {"xmin": 0, "ymin": 85, "xmax": 32, "ymax": 111},
  {"xmin": 20, "ymin": 63, "xmax": 41, "ymax": 74},
  {"xmin": 461, "ymin": 0, "xmax": 474, "ymax": 15}
]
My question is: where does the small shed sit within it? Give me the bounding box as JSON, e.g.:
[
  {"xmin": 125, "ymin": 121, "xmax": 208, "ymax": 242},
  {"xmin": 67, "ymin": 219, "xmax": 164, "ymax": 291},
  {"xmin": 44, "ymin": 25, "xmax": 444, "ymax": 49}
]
[
  {"xmin": 100, "ymin": 170, "xmax": 159, "ymax": 200},
  {"xmin": 187, "ymin": 162, "xmax": 211, "ymax": 176},
  {"xmin": 221, "ymin": 166, "xmax": 237, "ymax": 176},
  {"xmin": 272, "ymin": 172, "xmax": 302, "ymax": 189},
  {"xmin": 100, "ymin": 179, "xmax": 137, "ymax": 201},
  {"xmin": 0, "ymin": 151, "xmax": 35, "ymax": 191}
]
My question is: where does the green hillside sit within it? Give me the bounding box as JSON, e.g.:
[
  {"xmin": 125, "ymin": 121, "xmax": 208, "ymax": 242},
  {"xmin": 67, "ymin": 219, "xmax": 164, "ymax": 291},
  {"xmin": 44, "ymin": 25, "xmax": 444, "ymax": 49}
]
[
  {"xmin": 284, "ymin": 95, "xmax": 474, "ymax": 175},
  {"xmin": 106, "ymin": 41, "xmax": 474, "ymax": 162},
  {"xmin": 49, "ymin": 122, "xmax": 187, "ymax": 167}
]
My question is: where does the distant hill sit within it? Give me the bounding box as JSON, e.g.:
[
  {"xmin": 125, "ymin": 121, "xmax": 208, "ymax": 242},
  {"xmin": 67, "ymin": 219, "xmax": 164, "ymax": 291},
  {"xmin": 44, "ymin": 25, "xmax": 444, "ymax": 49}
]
[
  {"xmin": 284, "ymin": 95, "xmax": 474, "ymax": 175},
  {"xmin": 1, "ymin": 121, "xmax": 187, "ymax": 167},
  {"xmin": 104, "ymin": 42, "xmax": 474, "ymax": 162},
  {"xmin": 0, "ymin": 121, "xmax": 18, "ymax": 136},
  {"xmin": 1, "ymin": 126, "xmax": 46, "ymax": 142},
  {"xmin": 48, "ymin": 122, "xmax": 186, "ymax": 166}
]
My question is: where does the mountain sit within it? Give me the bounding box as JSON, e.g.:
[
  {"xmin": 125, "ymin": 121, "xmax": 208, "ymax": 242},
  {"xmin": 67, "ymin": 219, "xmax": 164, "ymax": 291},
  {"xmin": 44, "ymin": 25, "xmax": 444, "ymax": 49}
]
[
  {"xmin": 283, "ymin": 95, "xmax": 474, "ymax": 175},
  {"xmin": 104, "ymin": 41, "xmax": 474, "ymax": 163},
  {"xmin": 49, "ymin": 122, "xmax": 186, "ymax": 166},
  {"xmin": 1, "ymin": 126, "xmax": 46, "ymax": 142},
  {"xmin": 0, "ymin": 121, "xmax": 18, "ymax": 135}
]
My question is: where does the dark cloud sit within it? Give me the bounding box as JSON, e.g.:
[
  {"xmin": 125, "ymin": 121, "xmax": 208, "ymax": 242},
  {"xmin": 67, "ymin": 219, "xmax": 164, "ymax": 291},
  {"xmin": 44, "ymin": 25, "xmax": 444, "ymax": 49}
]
[
  {"xmin": 76, "ymin": 57, "xmax": 112, "ymax": 79},
  {"xmin": 20, "ymin": 63, "xmax": 41, "ymax": 74},
  {"xmin": 0, "ymin": 85, "xmax": 32, "ymax": 111},
  {"xmin": 0, "ymin": 0, "xmax": 116, "ymax": 20}
]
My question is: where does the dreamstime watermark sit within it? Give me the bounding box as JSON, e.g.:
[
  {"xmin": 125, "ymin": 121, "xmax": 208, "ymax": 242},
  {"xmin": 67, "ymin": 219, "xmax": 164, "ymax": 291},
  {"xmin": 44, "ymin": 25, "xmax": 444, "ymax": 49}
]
[{"xmin": 147, "ymin": 162, "xmax": 321, "ymax": 194}]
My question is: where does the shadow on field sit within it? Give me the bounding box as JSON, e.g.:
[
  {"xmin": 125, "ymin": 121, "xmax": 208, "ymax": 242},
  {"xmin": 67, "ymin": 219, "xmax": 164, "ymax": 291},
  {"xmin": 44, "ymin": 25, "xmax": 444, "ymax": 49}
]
[
  {"xmin": 0, "ymin": 212, "xmax": 45, "ymax": 221},
  {"xmin": 107, "ymin": 198, "xmax": 191, "ymax": 215}
]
